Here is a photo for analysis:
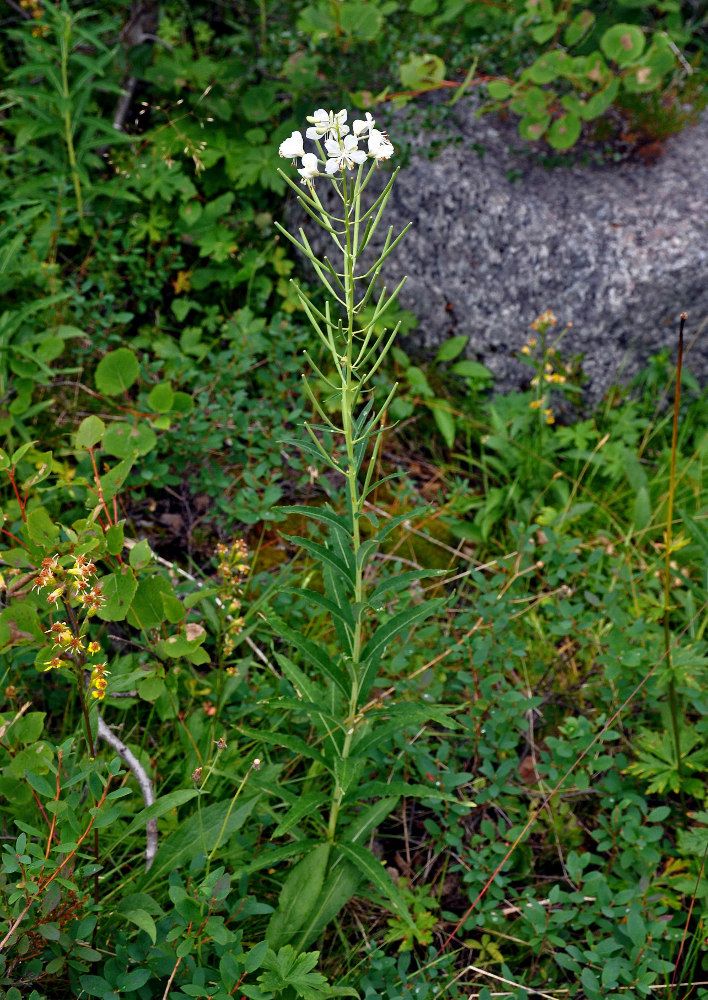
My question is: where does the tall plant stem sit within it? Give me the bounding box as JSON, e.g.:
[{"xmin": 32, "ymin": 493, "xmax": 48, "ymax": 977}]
[
  {"xmin": 72, "ymin": 647, "xmax": 100, "ymax": 911},
  {"xmin": 327, "ymin": 172, "xmax": 364, "ymax": 844},
  {"xmin": 60, "ymin": 12, "xmax": 83, "ymax": 219},
  {"xmin": 664, "ymin": 312, "xmax": 687, "ymax": 811}
]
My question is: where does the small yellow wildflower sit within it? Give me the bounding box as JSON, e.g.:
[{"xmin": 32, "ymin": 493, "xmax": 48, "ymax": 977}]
[
  {"xmin": 531, "ymin": 309, "xmax": 558, "ymax": 331},
  {"xmin": 89, "ymin": 662, "xmax": 110, "ymax": 700}
]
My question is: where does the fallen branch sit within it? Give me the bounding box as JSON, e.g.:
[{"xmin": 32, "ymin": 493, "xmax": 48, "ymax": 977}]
[{"xmin": 96, "ymin": 712, "xmax": 157, "ymax": 871}]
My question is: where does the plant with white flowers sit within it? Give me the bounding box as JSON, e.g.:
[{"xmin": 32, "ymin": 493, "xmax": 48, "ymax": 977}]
[{"xmin": 252, "ymin": 111, "xmax": 457, "ymax": 954}]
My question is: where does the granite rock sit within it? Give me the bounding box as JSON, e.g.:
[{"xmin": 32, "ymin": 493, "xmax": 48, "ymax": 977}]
[{"xmin": 288, "ymin": 96, "xmax": 708, "ymax": 401}]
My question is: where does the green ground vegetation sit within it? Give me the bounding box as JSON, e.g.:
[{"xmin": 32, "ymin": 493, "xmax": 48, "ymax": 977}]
[{"xmin": 0, "ymin": 2, "xmax": 707, "ymax": 998}]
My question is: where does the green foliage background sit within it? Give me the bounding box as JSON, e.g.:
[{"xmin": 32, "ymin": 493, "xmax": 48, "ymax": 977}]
[{"xmin": 0, "ymin": 1, "xmax": 707, "ymax": 998}]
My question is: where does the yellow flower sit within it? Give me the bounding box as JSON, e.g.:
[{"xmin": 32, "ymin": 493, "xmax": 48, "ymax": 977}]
[
  {"xmin": 531, "ymin": 309, "xmax": 558, "ymax": 331},
  {"xmin": 89, "ymin": 662, "xmax": 110, "ymax": 700}
]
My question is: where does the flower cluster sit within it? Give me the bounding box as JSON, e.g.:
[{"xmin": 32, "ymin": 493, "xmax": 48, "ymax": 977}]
[
  {"xmin": 89, "ymin": 661, "xmax": 109, "ymax": 700},
  {"xmin": 33, "ymin": 553, "xmax": 105, "ymax": 614},
  {"xmin": 521, "ymin": 310, "xmax": 575, "ymax": 425},
  {"xmin": 530, "ymin": 309, "xmax": 558, "ymax": 334},
  {"xmin": 43, "ymin": 625, "xmax": 109, "ymax": 698},
  {"xmin": 216, "ymin": 539, "xmax": 250, "ymax": 662},
  {"xmin": 36, "ymin": 552, "xmax": 110, "ymax": 699},
  {"xmin": 278, "ymin": 108, "xmax": 394, "ymax": 185},
  {"xmin": 19, "ymin": 0, "xmax": 48, "ymax": 37}
]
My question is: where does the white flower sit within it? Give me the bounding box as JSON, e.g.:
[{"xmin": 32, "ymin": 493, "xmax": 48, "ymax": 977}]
[
  {"xmin": 279, "ymin": 130, "xmax": 305, "ymax": 159},
  {"xmin": 324, "ymin": 134, "xmax": 368, "ymax": 174},
  {"xmin": 306, "ymin": 108, "xmax": 349, "ymax": 140},
  {"xmin": 368, "ymin": 128, "xmax": 394, "ymax": 163},
  {"xmin": 298, "ymin": 152, "xmax": 321, "ymax": 184},
  {"xmin": 353, "ymin": 112, "xmax": 376, "ymax": 136}
]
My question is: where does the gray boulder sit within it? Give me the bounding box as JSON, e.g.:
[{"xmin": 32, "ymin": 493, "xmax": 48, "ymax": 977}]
[{"xmin": 290, "ymin": 95, "xmax": 708, "ymax": 401}]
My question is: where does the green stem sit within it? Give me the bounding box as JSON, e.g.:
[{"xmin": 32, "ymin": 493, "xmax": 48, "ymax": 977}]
[
  {"xmin": 664, "ymin": 312, "xmax": 686, "ymax": 810},
  {"xmin": 327, "ymin": 167, "xmax": 364, "ymax": 844},
  {"xmin": 206, "ymin": 761, "xmax": 254, "ymax": 870},
  {"xmin": 59, "ymin": 13, "xmax": 83, "ymax": 219}
]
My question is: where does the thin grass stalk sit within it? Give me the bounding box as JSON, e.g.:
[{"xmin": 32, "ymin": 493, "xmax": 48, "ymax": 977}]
[{"xmin": 664, "ymin": 312, "xmax": 687, "ymax": 808}]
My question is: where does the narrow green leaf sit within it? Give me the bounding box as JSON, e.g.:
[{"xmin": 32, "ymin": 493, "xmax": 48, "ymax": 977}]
[
  {"xmin": 375, "ymin": 507, "xmax": 431, "ymax": 543},
  {"xmin": 243, "ymin": 841, "xmax": 318, "ymax": 875},
  {"xmin": 123, "ymin": 789, "xmax": 197, "ymax": 838},
  {"xmin": 632, "ymin": 485, "xmax": 652, "ymax": 532},
  {"xmin": 337, "ymin": 841, "xmax": 415, "ymax": 930},
  {"xmin": 359, "ymin": 598, "xmax": 446, "ymax": 701},
  {"xmin": 266, "ymin": 614, "xmax": 349, "ymax": 697},
  {"xmin": 277, "ymin": 505, "xmax": 350, "ymax": 539},
  {"xmin": 368, "ymin": 569, "xmax": 446, "ymax": 604},
  {"xmin": 430, "ymin": 402, "xmax": 456, "ymax": 448},
  {"xmin": 87, "ymin": 455, "xmax": 135, "ymax": 507},
  {"xmin": 239, "ymin": 726, "xmax": 329, "ymax": 768},
  {"xmin": 272, "ymin": 792, "xmax": 329, "ymax": 838},
  {"xmin": 340, "ymin": 796, "xmax": 399, "ymax": 844},
  {"xmin": 450, "ymin": 359, "xmax": 493, "ymax": 380},
  {"xmin": 275, "ymin": 653, "xmax": 321, "ymax": 705},
  {"xmin": 266, "ymin": 843, "xmax": 331, "ymax": 948},
  {"xmin": 293, "ymin": 859, "xmax": 361, "ymax": 951},
  {"xmin": 296, "ymin": 588, "xmax": 355, "ymax": 630},
  {"xmin": 282, "ymin": 534, "xmax": 354, "ymax": 589},
  {"xmin": 350, "ymin": 780, "xmax": 468, "ymax": 806},
  {"xmin": 144, "ymin": 796, "xmax": 258, "ymax": 882}
]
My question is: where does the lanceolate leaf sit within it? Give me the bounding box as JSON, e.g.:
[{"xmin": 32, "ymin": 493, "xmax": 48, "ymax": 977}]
[
  {"xmin": 296, "ymin": 588, "xmax": 355, "ymax": 630},
  {"xmin": 122, "ymin": 789, "xmax": 197, "ymax": 839},
  {"xmin": 271, "ymin": 699, "xmax": 346, "ymax": 739},
  {"xmin": 272, "ymin": 792, "xmax": 329, "ymax": 838},
  {"xmin": 293, "ymin": 859, "xmax": 361, "ymax": 952},
  {"xmin": 339, "ymin": 796, "xmax": 400, "ymax": 845},
  {"xmin": 266, "ymin": 843, "xmax": 331, "ymax": 949},
  {"xmin": 368, "ymin": 568, "xmax": 446, "ymax": 603},
  {"xmin": 274, "ymin": 653, "xmax": 322, "ymax": 705},
  {"xmin": 375, "ymin": 507, "xmax": 432, "ymax": 543},
  {"xmin": 244, "ymin": 841, "xmax": 318, "ymax": 875},
  {"xmin": 239, "ymin": 726, "xmax": 329, "ymax": 769},
  {"xmin": 277, "ymin": 505, "xmax": 351, "ymax": 540},
  {"xmin": 350, "ymin": 780, "xmax": 471, "ymax": 806},
  {"xmin": 359, "ymin": 598, "xmax": 446, "ymax": 702},
  {"xmin": 266, "ymin": 614, "xmax": 349, "ymax": 697},
  {"xmin": 356, "ymin": 538, "xmax": 379, "ymax": 573},
  {"xmin": 321, "ymin": 564, "xmax": 359, "ymax": 662},
  {"xmin": 352, "ymin": 703, "xmax": 459, "ymax": 759},
  {"xmin": 282, "ymin": 533, "xmax": 355, "ymax": 590},
  {"xmin": 337, "ymin": 841, "xmax": 416, "ymax": 931}
]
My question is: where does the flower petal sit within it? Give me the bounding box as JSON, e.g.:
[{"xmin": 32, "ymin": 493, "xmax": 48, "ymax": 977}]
[{"xmin": 279, "ymin": 130, "xmax": 305, "ymax": 159}]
